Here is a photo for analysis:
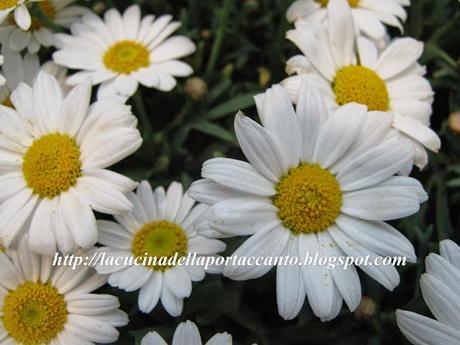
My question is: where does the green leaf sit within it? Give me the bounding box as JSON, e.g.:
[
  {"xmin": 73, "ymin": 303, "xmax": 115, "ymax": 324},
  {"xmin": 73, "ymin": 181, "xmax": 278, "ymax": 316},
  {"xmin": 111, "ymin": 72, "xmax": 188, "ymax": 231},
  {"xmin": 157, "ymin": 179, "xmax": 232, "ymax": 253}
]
[
  {"xmin": 205, "ymin": 93, "xmax": 255, "ymax": 119},
  {"xmin": 191, "ymin": 120, "xmax": 235, "ymax": 142}
]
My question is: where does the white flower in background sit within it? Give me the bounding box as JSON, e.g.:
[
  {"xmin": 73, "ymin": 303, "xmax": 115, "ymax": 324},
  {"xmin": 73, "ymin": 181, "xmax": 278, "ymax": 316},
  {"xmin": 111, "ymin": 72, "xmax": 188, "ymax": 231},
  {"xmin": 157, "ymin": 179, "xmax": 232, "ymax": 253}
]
[
  {"xmin": 396, "ymin": 240, "xmax": 460, "ymax": 345},
  {"xmin": 0, "ymin": 0, "xmax": 88, "ymax": 53},
  {"xmin": 0, "ymin": 54, "xmax": 5, "ymax": 85},
  {"xmin": 190, "ymin": 83, "xmax": 427, "ymax": 321},
  {"xmin": 53, "ymin": 5, "xmax": 196, "ymax": 99},
  {"xmin": 0, "ymin": 237, "xmax": 129, "ymax": 345},
  {"xmin": 141, "ymin": 320, "xmax": 232, "ymax": 345},
  {"xmin": 95, "ymin": 181, "xmax": 226, "ymax": 317},
  {"xmin": 0, "ymin": 0, "xmax": 42, "ymax": 30},
  {"xmin": 0, "ymin": 46, "xmax": 40, "ymax": 106},
  {"xmin": 283, "ymin": 0, "xmax": 439, "ymax": 169},
  {"xmin": 0, "ymin": 71, "xmax": 143, "ymax": 255},
  {"xmin": 0, "ymin": 47, "xmax": 70, "ymax": 105},
  {"xmin": 286, "ymin": 0, "xmax": 410, "ymax": 45}
]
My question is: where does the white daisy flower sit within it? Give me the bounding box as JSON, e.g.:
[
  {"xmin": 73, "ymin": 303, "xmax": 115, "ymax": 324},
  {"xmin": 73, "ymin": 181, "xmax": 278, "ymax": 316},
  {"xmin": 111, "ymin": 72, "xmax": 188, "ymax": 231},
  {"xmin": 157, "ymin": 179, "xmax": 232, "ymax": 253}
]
[
  {"xmin": 0, "ymin": 0, "xmax": 42, "ymax": 31},
  {"xmin": 396, "ymin": 240, "xmax": 460, "ymax": 345},
  {"xmin": 94, "ymin": 181, "xmax": 226, "ymax": 317},
  {"xmin": 0, "ymin": 47, "xmax": 70, "ymax": 106},
  {"xmin": 282, "ymin": 0, "xmax": 440, "ymax": 169},
  {"xmin": 0, "ymin": 237, "xmax": 129, "ymax": 345},
  {"xmin": 53, "ymin": 5, "xmax": 196, "ymax": 99},
  {"xmin": 0, "ymin": 0, "xmax": 88, "ymax": 53},
  {"xmin": 189, "ymin": 83, "xmax": 427, "ymax": 321},
  {"xmin": 286, "ymin": 0, "xmax": 410, "ymax": 45},
  {"xmin": 0, "ymin": 71, "xmax": 143, "ymax": 255},
  {"xmin": 141, "ymin": 320, "xmax": 232, "ymax": 345},
  {"xmin": 0, "ymin": 46, "xmax": 40, "ymax": 106}
]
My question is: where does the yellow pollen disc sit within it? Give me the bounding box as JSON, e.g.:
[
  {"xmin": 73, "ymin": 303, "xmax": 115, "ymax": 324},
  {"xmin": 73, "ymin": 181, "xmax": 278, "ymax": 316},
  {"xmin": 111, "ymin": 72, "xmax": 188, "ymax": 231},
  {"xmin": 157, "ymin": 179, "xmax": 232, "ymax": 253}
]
[
  {"xmin": 332, "ymin": 65, "xmax": 389, "ymax": 111},
  {"xmin": 316, "ymin": 0, "xmax": 360, "ymax": 7},
  {"xmin": 30, "ymin": 1, "xmax": 55, "ymax": 30},
  {"xmin": 2, "ymin": 96, "xmax": 13, "ymax": 108},
  {"xmin": 0, "ymin": 0, "xmax": 17, "ymax": 10},
  {"xmin": 132, "ymin": 220, "xmax": 188, "ymax": 271},
  {"xmin": 103, "ymin": 40, "xmax": 150, "ymax": 74},
  {"xmin": 2, "ymin": 282, "xmax": 68, "ymax": 345},
  {"xmin": 272, "ymin": 163, "xmax": 342, "ymax": 234},
  {"xmin": 0, "ymin": 240, "xmax": 5, "ymax": 253},
  {"xmin": 22, "ymin": 133, "xmax": 81, "ymax": 199}
]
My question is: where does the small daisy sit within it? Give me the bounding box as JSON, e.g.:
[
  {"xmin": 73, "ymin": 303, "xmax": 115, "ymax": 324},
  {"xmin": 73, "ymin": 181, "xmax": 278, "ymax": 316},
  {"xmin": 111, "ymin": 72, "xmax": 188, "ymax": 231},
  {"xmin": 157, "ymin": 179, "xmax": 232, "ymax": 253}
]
[
  {"xmin": 0, "ymin": 46, "xmax": 40, "ymax": 107},
  {"xmin": 141, "ymin": 320, "xmax": 232, "ymax": 345},
  {"xmin": 0, "ymin": 237, "xmax": 129, "ymax": 345},
  {"xmin": 53, "ymin": 5, "xmax": 196, "ymax": 99},
  {"xmin": 0, "ymin": 71, "xmax": 143, "ymax": 255},
  {"xmin": 0, "ymin": 0, "xmax": 42, "ymax": 30},
  {"xmin": 94, "ymin": 181, "xmax": 226, "ymax": 317},
  {"xmin": 190, "ymin": 83, "xmax": 426, "ymax": 321},
  {"xmin": 396, "ymin": 240, "xmax": 460, "ymax": 345},
  {"xmin": 0, "ymin": 0, "xmax": 88, "ymax": 53},
  {"xmin": 283, "ymin": 0, "xmax": 440, "ymax": 169},
  {"xmin": 286, "ymin": 0, "xmax": 410, "ymax": 45}
]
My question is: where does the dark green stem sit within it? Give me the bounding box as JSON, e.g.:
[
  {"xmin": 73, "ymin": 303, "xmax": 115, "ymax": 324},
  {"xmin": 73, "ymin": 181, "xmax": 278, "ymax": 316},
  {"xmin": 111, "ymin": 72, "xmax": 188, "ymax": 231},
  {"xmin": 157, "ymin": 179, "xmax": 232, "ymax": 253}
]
[
  {"xmin": 31, "ymin": 4, "xmax": 63, "ymax": 32},
  {"xmin": 205, "ymin": 0, "xmax": 232, "ymax": 76},
  {"xmin": 132, "ymin": 91, "xmax": 152, "ymax": 136}
]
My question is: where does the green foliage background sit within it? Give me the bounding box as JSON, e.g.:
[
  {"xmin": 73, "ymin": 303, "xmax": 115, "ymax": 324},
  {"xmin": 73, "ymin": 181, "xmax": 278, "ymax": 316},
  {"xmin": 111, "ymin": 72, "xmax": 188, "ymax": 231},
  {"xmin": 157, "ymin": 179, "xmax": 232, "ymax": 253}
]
[{"xmin": 68, "ymin": 0, "xmax": 460, "ymax": 343}]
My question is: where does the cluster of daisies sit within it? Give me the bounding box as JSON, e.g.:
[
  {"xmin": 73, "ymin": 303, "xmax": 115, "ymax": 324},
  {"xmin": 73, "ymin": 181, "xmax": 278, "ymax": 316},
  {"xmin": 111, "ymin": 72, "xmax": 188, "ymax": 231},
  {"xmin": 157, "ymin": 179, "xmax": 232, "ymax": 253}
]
[{"xmin": 0, "ymin": 0, "xmax": 455, "ymax": 345}]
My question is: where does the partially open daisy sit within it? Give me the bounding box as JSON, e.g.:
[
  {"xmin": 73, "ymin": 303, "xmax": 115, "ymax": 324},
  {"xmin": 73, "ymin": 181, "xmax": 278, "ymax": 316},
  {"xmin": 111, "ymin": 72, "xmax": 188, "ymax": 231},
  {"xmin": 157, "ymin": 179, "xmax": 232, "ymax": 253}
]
[
  {"xmin": 0, "ymin": 0, "xmax": 42, "ymax": 30},
  {"xmin": 141, "ymin": 320, "xmax": 232, "ymax": 345},
  {"xmin": 95, "ymin": 181, "xmax": 226, "ymax": 317},
  {"xmin": 0, "ymin": 71, "xmax": 142, "ymax": 255},
  {"xmin": 0, "ymin": 237, "xmax": 129, "ymax": 345},
  {"xmin": 283, "ymin": 0, "xmax": 439, "ymax": 169},
  {"xmin": 286, "ymin": 0, "xmax": 410, "ymax": 44},
  {"xmin": 53, "ymin": 5, "xmax": 196, "ymax": 99},
  {"xmin": 0, "ymin": 0, "xmax": 88, "ymax": 53},
  {"xmin": 190, "ymin": 83, "xmax": 426, "ymax": 321},
  {"xmin": 396, "ymin": 240, "xmax": 460, "ymax": 345}
]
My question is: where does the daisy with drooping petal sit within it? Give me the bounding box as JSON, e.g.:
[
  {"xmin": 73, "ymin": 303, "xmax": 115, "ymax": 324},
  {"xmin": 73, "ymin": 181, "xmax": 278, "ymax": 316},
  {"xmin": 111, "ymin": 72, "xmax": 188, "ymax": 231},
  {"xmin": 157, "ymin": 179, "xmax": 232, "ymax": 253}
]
[
  {"xmin": 94, "ymin": 181, "xmax": 226, "ymax": 317},
  {"xmin": 396, "ymin": 240, "xmax": 460, "ymax": 345},
  {"xmin": 53, "ymin": 5, "xmax": 196, "ymax": 99},
  {"xmin": 283, "ymin": 0, "xmax": 439, "ymax": 169},
  {"xmin": 0, "ymin": 0, "xmax": 88, "ymax": 53},
  {"xmin": 0, "ymin": 0, "xmax": 42, "ymax": 30},
  {"xmin": 190, "ymin": 83, "xmax": 427, "ymax": 321},
  {"xmin": 286, "ymin": 0, "xmax": 410, "ymax": 45},
  {"xmin": 141, "ymin": 320, "xmax": 232, "ymax": 345},
  {"xmin": 0, "ymin": 71, "xmax": 143, "ymax": 256},
  {"xmin": 0, "ymin": 237, "xmax": 129, "ymax": 345}
]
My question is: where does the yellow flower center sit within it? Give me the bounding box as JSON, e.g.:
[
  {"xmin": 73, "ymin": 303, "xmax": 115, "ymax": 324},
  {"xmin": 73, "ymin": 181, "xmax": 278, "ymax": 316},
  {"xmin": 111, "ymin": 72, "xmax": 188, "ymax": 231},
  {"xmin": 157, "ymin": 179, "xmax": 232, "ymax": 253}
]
[
  {"xmin": 0, "ymin": 240, "xmax": 5, "ymax": 253},
  {"xmin": 0, "ymin": 0, "xmax": 17, "ymax": 10},
  {"xmin": 22, "ymin": 133, "xmax": 81, "ymax": 199},
  {"xmin": 30, "ymin": 1, "xmax": 55, "ymax": 31},
  {"xmin": 316, "ymin": 0, "xmax": 360, "ymax": 7},
  {"xmin": 103, "ymin": 40, "xmax": 150, "ymax": 74},
  {"xmin": 132, "ymin": 220, "xmax": 188, "ymax": 271},
  {"xmin": 272, "ymin": 163, "xmax": 342, "ymax": 234},
  {"xmin": 2, "ymin": 282, "xmax": 68, "ymax": 345},
  {"xmin": 332, "ymin": 65, "xmax": 389, "ymax": 111},
  {"xmin": 2, "ymin": 96, "xmax": 13, "ymax": 108}
]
